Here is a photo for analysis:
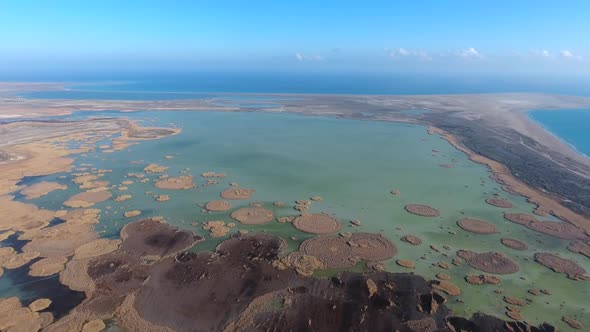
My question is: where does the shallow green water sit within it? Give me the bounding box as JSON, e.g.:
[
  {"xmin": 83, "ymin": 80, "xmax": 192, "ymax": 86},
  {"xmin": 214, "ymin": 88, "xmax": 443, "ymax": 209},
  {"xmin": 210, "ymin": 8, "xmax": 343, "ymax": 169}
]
[{"xmin": 5, "ymin": 110, "xmax": 589, "ymax": 329}]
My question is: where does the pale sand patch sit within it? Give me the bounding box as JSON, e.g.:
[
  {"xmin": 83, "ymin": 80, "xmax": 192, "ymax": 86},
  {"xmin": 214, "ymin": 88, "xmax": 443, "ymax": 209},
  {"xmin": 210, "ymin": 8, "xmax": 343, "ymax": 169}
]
[
  {"xmin": 144, "ymin": 163, "xmax": 169, "ymax": 173},
  {"xmin": 54, "ymin": 208, "xmax": 100, "ymax": 224},
  {"xmin": 231, "ymin": 207, "xmax": 274, "ymax": 225},
  {"xmin": 21, "ymin": 223, "xmax": 98, "ymax": 257},
  {"xmin": 29, "ymin": 298, "xmax": 51, "ymax": 312},
  {"xmin": 205, "ymin": 200, "xmax": 231, "ymax": 211},
  {"xmin": 124, "ymin": 210, "xmax": 141, "ymax": 218},
  {"xmin": 20, "ymin": 181, "xmax": 67, "ymax": 199},
  {"xmin": 64, "ymin": 190, "xmax": 112, "ymax": 208},
  {"xmin": 0, "ymin": 230, "xmax": 15, "ymax": 241},
  {"xmin": 59, "ymin": 258, "xmax": 94, "ymax": 295},
  {"xmin": 203, "ymin": 221, "xmax": 231, "ymax": 238},
  {"xmin": 202, "ymin": 171, "xmax": 226, "ymax": 178},
  {"xmin": 121, "ymin": 180, "xmax": 134, "ymax": 185},
  {"xmin": 293, "ymin": 213, "xmax": 341, "ymax": 234},
  {"xmin": 81, "ymin": 319, "xmax": 106, "ymax": 332},
  {"xmin": 155, "ymin": 195, "xmax": 170, "ymax": 202},
  {"xmin": 73, "ymin": 238, "xmax": 122, "ymax": 260},
  {"xmin": 29, "ymin": 256, "xmax": 68, "ymax": 277},
  {"xmin": 404, "ymin": 204, "xmax": 440, "ymax": 217},
  {"xmin": 0, "ymin": 195, "xmax": 54, "ymax": 232},
  {"xmin": 72, "ymin": 174, "xmax": 98, "ymax": 184},
  {"xmin": 1, "ymin": 251, "xmax": 40, "ymax": 269},
  {"xmin": 155, "ymin": 176, "xmax": 195, "ymax": 190},
  {"xmin": 0, "ymin": 297, "xmax": 54, "ymax": 331},
  {"xmin": 220, "ymin": 187, "xmax": 254, "ymax": 200},
  {"xmin": 114, "ymin": 194, "xmax": 132, "ymax": 202}
]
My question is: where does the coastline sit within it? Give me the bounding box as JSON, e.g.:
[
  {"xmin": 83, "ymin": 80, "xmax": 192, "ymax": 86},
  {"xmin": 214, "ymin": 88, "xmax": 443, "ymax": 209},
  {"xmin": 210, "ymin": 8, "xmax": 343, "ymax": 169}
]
[
  {"xmin": 527, "ymin": 109, "xmax": 590, "ymax": 159},
  {"xmin": 429, "ymin": 126, "xmax": 590, "ymax": 233}
]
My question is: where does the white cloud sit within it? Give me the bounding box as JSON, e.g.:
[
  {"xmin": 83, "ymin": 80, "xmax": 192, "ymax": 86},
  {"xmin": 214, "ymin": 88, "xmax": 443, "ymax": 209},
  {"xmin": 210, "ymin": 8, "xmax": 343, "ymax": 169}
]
[
  {"xmin": 386, "ymin": 48, "xmax": 431, "ymax": 60},
  {"xmin": 560, "ymin": 50, "xmax": 582, "ymax": 60},
  {"xmin": 541, "ymin": 49, "xmax": 550, "ymax": 57},
  {"xmin": 295, "ymin": 52, "xmax": 324, "ymax": 62},
  {"xmin": 458, "ymin": 47, "xmax": 481, "ymax": 59}
]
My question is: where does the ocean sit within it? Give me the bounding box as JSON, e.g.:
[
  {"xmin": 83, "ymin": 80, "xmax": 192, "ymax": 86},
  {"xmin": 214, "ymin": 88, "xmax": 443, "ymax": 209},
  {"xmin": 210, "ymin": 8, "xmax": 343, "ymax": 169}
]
[{"xmin": 529, "ymin": 109, "xmax": 590, "ymax": 157}]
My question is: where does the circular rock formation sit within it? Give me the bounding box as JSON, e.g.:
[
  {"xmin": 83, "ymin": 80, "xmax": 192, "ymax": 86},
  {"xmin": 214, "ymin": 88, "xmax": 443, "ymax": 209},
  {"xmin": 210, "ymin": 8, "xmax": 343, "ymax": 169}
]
[
  {"xmin": 504, "ymin": 213, "xmax": 588, "ymax": 241},
  {"xmin": 457, "ymin": 250, "xmax": 519, "ymax": 275},
  {"xmin": 534, "ymin": 253, "xmax": 586, "ymax": 280},
  {"xmin": 205, "ymin": 200, "xmax": 231, "ymax": 212},
  {"xmin": 485, "ymin": 198, "xmax": 513, "ymax": 208},
  {"xmin": 299, "ymin": 232, "xmax": 396, "ymax": 269},
  {"xmin": 300, "ymin": 235, "xmax": 357, "ymax": 268},
  {"xmin": 221, "ymin": 188, "xmax": 254, "ymax": 200},
  {"xmin": 347, "ymin": 233, "xmax": 396, "ymax": 262},
  {"xmin": 231, "ymin": 207, "xmax": 274, "ymax": 225},
  {"xmin": 457, "ymin": 218, "xmax": 497, "ymax": 234},
  {"xmin": 500, "ymin": 238, "xmax": 528, "ymax": 251},
  {"xmin": 293, "ymin": 213, "xmax": 341, "ymax": 234},
  {"xmin": 404, "ymin": 204, "xmax": 440, "ymax": 217},
  {"xmin": 401, "ymin": 235, "xmax": 422, "ymax": 245}
]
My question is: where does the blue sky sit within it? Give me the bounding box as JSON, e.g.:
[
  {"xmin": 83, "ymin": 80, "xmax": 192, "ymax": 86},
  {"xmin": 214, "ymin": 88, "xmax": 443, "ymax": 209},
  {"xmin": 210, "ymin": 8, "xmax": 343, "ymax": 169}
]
[{"xmin": 1, "ymin": 0, "xmax": 589, "ymax": 74}]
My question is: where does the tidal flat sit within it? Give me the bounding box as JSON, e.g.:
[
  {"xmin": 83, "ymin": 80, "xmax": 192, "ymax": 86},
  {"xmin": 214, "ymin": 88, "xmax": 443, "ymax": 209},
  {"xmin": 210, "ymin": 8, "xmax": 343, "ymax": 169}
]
[{"xmin": 0, "ymin": 110, "xmax": 588, "ymax": 331}]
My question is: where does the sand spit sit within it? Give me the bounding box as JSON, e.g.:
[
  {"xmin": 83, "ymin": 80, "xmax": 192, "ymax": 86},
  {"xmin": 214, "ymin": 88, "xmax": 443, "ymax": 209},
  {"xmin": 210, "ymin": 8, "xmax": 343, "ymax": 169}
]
[
  {"xmin": 429, "ymin": 280, "xmax": 461, "ymax": 296},
  {"xmin": 144, "ymin": 164, "xmax": 169, "ymax": 174},
  {"xmin": 404, "ymin": 204, "xmax": 440, "ymax": 217},
  {"xmin": 534, "ymin": 253, "xmax": 587, "ymax": 280},
  {"xmin": 155, "ymin": 176, "xmax": 195, "ymax": 190},
  {"xmin": 64, "ymin": 190, "xmax": 112, "ymax": 208},
  {"xmin": 562, "ymin": 316, "xmax": 583, "ymax": 330},
  {"xmin": 205, "ymin": 200, "xmax": 232, "ymax": 212},
  {"xmin": 500, "ymin": 238, "xmax": 528, "ymax": 251},
  {"xmin": 401, "ymin": 235, "xmax": 423, "ymax": 245},
  {"xmin": 0, "ymin": 297, "xmax": 54, "ymax": 331},
  {"xmin": 20, "ymin": 181, "xmax": 67, "ymax": 199},
  {"xmin": 29, "ymin": 256, "xmax": 69, "ymax": 277},
  {"xmin": 504, "ymin": 213, "xmax": 589, "ymax": 241},
  {"xmin": 397, "ymin": 259, "xmax": 416, "ymax": 269},
  {"xmin": 41, "ymin": 219, "xmax": 558, "ymax": 331},
  {"xmin": 293, "ymin": 213, "xmax": 341, "ymax": 234},
  {"xmin": 230, "ymin": 207, "xmax": 274, "ymax": 225},
  {"xmin": 457, "ymin": 250, "xmax": 519, "ymax": 275},
  {"xmin": 457, "ymin": 218, "xmax": 497, "ymax": 234},
  {"xmin": 567, "ymin": 241, "xmax": 590, "ymax": 258},
  {"xmin": 485, "ymin": 197, "xmax": 514, "ymax": 208},
  {"xmin": 220, "ymin": 187, "xmax": 254, "ymax": 200}
]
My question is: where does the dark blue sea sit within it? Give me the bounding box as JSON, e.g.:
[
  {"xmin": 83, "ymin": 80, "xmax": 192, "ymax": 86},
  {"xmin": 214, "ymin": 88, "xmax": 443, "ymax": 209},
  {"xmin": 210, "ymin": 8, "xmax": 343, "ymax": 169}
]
[
  {"xmin": 3, "ymin": 70, "xmax": 590, "ymax": 158},
  {"xmin": 529, "ymin": 109, "xmax": 590, "ymax": 157}
]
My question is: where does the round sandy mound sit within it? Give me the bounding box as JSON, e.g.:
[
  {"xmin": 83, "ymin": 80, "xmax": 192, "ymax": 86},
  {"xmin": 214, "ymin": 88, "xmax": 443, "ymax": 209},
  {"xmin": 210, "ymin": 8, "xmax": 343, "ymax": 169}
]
[
  {"xmin": 347, "ymin": 233, "xmax": 396, "ymax": 261},
  {"xmin": 205, "ymin": 200, "xmax": 231, "ymax": 212},
  {"xmin": 293, "ymin": 213, "xmax": 341, "ymax": 234},
  {"xmin": 221, "ymin": 188, "xmax": 254, "ymax": 200},
  {"xmin": 504, "ymin": 213, "xmax": 588, "ymax": 241},
  {"xmin": 457, "ymin": 250, "xmax": 519, "ymax": 274},
  {"xmin": 300, "ymin": 235, "xmax": 356, "ymax": 268},
  {"xmin": 231, "ymin": 207, "xmax": 274, "ymax": 225},
  {"xmin": 64, "ymin": 190, "xmax": 112, "ymax": 208},
  {"xmin": 534, "ymin": 253, "xmax": 586, "ymax": 279},
  {"xmin": 500, "ymin": 238, "xmax": 528, "ymax": 251},
  {"xmin": 155, "ymin": 175, "xmax": 194, "ymax": 190},
  {"xmin": 404, "ymin": 204, "xmax": 440, "ymax": 217},
  {"xmin": 457, "ymin": 218, "xmax": 496, "ymax": 234},
  {"xmin": 485, "ymin": 198, "xmax": 513, "ymax": 208}
]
